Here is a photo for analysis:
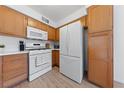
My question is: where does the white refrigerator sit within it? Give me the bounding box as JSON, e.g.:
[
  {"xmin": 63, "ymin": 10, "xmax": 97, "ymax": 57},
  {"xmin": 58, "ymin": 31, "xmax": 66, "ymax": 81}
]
[{"xmin": 60, "ymin": 21, "xmax": 83, "ymax": 83}]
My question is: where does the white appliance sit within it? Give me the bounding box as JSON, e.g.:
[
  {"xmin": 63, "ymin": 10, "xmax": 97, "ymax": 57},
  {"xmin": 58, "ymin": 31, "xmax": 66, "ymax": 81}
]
[
  {"xmin": 60, "ymin": 21, "xmax": 83, "ymax": 83},
  {"xmin": 25, "ymin": 43, "xmax": 52, "ymax": 81},
  {"xmin": 27, "ymin": 26, "xmax": 48, "ymax": 40}
]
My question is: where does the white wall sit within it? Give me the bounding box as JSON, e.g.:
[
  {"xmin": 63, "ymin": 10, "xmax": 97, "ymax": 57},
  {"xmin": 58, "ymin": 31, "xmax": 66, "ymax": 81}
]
[
  {"xmin": 0, "ymin": 35, "xmax": 55, "ymax": 52},
  {"xmin": 7, "ymin": 5, "xmax": 57, "ymax": 28},
  {"xmin": 114, "ymin": 5, "xmax": 124, "ymax": 83},
  {"xmin": 57, "ymin": 7, "xmax": 87, "ymax": 27}
]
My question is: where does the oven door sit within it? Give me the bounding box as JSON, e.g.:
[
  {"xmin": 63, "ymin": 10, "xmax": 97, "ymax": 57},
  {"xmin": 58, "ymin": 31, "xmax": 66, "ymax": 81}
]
[{"xmin": 29, "ymin": 53, "xmax": 51, "ymax": 75}]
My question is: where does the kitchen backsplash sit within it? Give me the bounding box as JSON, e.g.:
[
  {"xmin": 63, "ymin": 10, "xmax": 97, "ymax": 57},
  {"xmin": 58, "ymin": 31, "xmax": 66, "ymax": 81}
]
[{"xmin": 0, "ymin": 35, "xmax": 56, "ymax": 52}]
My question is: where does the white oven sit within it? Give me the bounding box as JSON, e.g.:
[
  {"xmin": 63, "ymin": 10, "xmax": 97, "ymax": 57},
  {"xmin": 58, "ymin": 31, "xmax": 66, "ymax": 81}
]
[
  {"xmin": 29, "ymin": 50, "xmax": 52, "ymax": 81},
  {"xmin": 27, "ymin": 26, "xmax": 48, "ymax": 40}
]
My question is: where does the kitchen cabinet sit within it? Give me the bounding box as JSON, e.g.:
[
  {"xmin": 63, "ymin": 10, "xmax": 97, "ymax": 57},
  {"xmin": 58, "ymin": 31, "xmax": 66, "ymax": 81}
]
[
  {"xmin": 55, "ymin": 29, "xmax": 59, "ymax": 41},
  {"xmin": 88, "ymin": 5, "xmax": 113, "ymax": 33},
  {"xmin": 40, "ymin": 22, "xmax": 47, "ymax": 31},
  {"xmin": 0, "ymin": 57, "xmax": 2, "ymax": 88},
  {"xmin": 47, "ymin": 26, "xmax": 56, "ymax": 41},
  {"xmin": 80, "ymin": 15, "xmax": 88, "ymax": 27},
  {"xmin": 28, "ymin": 17, "xmax": 41, "ymax": 29},
  {"xmin": 52, "ymin": 50, "xmax": 60, "ymax": 67},
  {"xmin": 88, "ymin": 5, "xmax": 113, "ymax": 88},
  {"xmin": 3, "ymin": 54, "xmax": 28, "ymax": 87},
  {"xmin": 0, "ymin": 6, "xmax": 27, "ymax": 38},
  {"xmin": 28, "ymin": 17, "xmax": 48, "ymax": 31}
]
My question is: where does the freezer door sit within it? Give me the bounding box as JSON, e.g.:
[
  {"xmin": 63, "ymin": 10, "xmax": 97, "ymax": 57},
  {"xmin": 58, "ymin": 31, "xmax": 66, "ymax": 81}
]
[
  {"xmin": 60, "ymin": 55, "xmax": 83, "ymax": 83},
  {"xmin": 68, "ymin": 21, "xmax": 83, "ymax": 58},
  {"xmin": 60, "ymin": 26, "xmax": 68, "ymax": 56}
]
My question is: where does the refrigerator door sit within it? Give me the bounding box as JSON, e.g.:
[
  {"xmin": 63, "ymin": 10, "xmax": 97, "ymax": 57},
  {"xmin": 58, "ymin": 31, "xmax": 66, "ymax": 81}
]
[
  {"xmin": 60, "ymin": 26, "xmax": 68, "ymax": 56},
  {"xmin": 60, "ymin": 55, "xmax": 83, "ymax": 83},
  {"xmin": 68, "ymin": 21, "xmax": 83, "ymax": 58}
]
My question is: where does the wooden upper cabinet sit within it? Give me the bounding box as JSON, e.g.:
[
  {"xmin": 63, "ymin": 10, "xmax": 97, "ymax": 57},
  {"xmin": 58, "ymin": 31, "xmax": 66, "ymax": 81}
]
[
  {"xmin": 0, "ymin": 57, "xmax": 2, "ymax": 88},
  {"xmin": 28, "ymin": 17, "xmax": 41, "ymax": 29},
  {"xmin": 55, "ymin": 29, "xmax": 59, "ymax": 41},
  {"xmin": 28, "ymin": 17, "xmax": 48, "ymax": 31},
  {"xmin": 0, "ymin": 6, "xmax": 27, "ymax": 38},
  {"xmin": 88, "ymin": 5, "xmax": 113, "ymax": 33},
  {"xmin": 80, "ymin": 15, "xmax": 88, "ymax": 27},
  {"xmin": 88, "ymin": 31, "xmax": 113, "ymax": 87},
  {"xmin": 3, "ymin": 54, "xmax": 28, "ymax": 87},
  {"xmin": 40, "ymin": 22, "xmax": 47, "ymax": 31},
  {"xmin": 47, "ymin": 26, "xmax": 56, "ymax": 41}
]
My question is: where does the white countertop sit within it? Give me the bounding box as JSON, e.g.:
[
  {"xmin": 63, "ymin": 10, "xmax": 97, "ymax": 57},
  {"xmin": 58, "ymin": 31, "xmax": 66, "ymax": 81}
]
[
  {"xmin": 52, "ymin": 48, "xmax": 60, "ymax": 50},
  {"xmin": 0, "ymin": 51, "xmax": 29, "ymax": 56}
]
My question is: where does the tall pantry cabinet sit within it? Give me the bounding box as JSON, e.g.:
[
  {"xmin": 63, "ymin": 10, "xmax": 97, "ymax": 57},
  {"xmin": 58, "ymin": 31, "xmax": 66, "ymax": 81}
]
[{"xmin": 88, "ymin": 5, "xmax": 113, "ymax": 88}]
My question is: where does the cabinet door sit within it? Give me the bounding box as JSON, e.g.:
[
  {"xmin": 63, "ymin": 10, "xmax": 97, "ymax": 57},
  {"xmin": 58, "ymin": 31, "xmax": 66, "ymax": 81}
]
[
  {"xmin": 52, "ymin": 50, "xmax": 56, "ymax": 66},
  {"xmin": 0, "ymin": 6, "xmax": 27, "ymax": 37},
  {"xmin": 80, "ymin": 15, "xmax": 88, "ymax": 27},
  {"xmin": 40, "ymin": 22, "xmax": 47, "ymax": 31},
  {"xmin": 3, "ymin": 54, "xmax": 28, "ymax": 87},
  {"xmin": 56, "ymin": 29, "xmax": 59, "ymax": 41},
  {"xmin": 88, "ymin": 31, "xmax": 113, "ymax": 88},
  {"xmin": 47, "ymin": 26, "xmax": 56, "ymax": 41},
  {"xmin": 0, "ymin": 57, "xmax": 2, "ymax": 88},
  {"xmin": 55, "ymin": 50, "xmax": 60, "ymax": 67},
  {"xmin": 88, "ymin": 5, "xmax": 113, "ymax": 33},
  {"xmin": 28, "ymin": 17, "xmax": 41, "ymax": 29}
]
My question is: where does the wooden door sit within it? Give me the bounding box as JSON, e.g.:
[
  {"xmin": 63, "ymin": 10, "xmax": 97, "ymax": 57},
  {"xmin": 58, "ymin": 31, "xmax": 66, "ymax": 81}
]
[
  {"xmin": 0, "ymin": 6, "xmax": 27, "ymax": 37},
  {"xmin": 28, "ymin": 17, "xmax": 41, "ymax": 29},
  {"xmin": 52, "ymin": 50, "xmax": 56, "ymax": 66},
  {"xmin": 3, "ymin": 54, "xmax": 28, "ymax": 87},
  {"xmin": 88, "ymin": 31, "xmax": 113, "ymax": 87},
  {"xmin": 40, "ymin": 22, "xmax": 47, "ymax": 31},
  {"xmin": 55, "ymin": 50, "xmax": 60, "ymax": 67},
  {"xmin": 0, "ymin": 57, "xmax": 2, "ymax": 88},
  {"xmin": 15, "ymin": 11, "xmax": 27, "ymax": 37},
  {"xmin": 56, "ymin": 29, "xmax": 59, "ymax": 41},
  {"xmin": 47, "ymin": 26, "xmax": 56, "ymax": 41},
  {"xmin": 88, "ymin": 5, "xmax": 113, "ymax": 33}
]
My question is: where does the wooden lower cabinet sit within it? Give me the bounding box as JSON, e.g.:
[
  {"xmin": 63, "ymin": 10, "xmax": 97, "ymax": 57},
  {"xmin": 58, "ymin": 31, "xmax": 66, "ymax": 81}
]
[
  {"xmin": 52, "ymin": 50, "xmax": 60, "ymax": 67},
  {"xmin": 0, "ymin": 57, "xmax": 2, "ymax": 87},
  {"xmin": 88, "ymin": 31, "xmax": 113, "ymax": 88},
  {"xmin": 2, "ymin": 54, "xmax": 28, "ymax": 87}
]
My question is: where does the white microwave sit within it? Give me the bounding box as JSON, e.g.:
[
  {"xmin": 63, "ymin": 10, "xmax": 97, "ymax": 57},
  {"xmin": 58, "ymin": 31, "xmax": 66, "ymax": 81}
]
[{"xmin": 27, "ymin": 26, "xmax": 48, "ymax": 40}]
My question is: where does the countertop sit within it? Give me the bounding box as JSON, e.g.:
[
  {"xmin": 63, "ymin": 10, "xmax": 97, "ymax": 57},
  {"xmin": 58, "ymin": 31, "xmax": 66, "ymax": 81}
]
[
  {"xmin": 52, "ymin": 48, "xmax": 60, "ymax": 51},
  {"xmin": 0, "ymin": 48, "xmax": 60, "ymax": 56},
  {"xmin": 0, "ymin": 51, "xmax": 29, "ymax": 56}
]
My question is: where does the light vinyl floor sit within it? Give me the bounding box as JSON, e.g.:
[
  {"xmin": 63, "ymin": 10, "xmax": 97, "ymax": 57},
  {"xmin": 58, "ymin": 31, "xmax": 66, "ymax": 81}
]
[{"xmin": 15, "ymin": 67, "xmax": 124, "ymax": 88}]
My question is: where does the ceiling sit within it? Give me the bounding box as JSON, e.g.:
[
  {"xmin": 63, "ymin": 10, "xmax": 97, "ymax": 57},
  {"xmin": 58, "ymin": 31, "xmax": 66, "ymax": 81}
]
[{"xmin": 28, "ymin": 5, "xmax": 84, "ymax": 22}]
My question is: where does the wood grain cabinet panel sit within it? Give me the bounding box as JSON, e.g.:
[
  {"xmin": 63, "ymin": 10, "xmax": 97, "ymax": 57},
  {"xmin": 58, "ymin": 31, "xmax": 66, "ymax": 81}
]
[
  {"xmin": 88, "ymin": 5, "xmax": 113, "ymax": 33},
  {"xmin": 80, "ymin": 16, "xmax": 88, "ymax": 27},
  {"xmin": 55, "ymin": 50, "xmax": 60, "ymax": 67},
  {"xmin": 0, "ymin": 6, "xmax": 27, "ymax": 38},
  {"xmin": 0, "ymin": 57, "xmax": 2, "ymax": 88},
  {"xmin": 52, "ymin": 50, "xmax": 60, "ymax": 67},
  {"xmin": 47, "ymin": 26, "xmax": 56, "ymax": 41},
  {"xmin": 52, "ymin": 50, "xmax": 56, "ymax": 66},
  {"xmin": 3, "ymin": 54, "xmax": 28, "ymax": 87},
  {"xmin": 40, "ymin": 22, "xmax": 47, "ymax": 31},
  {"xmin": 28, "ymin": 17, "xmax": 41, "ymax": 29},
  {"xmin": 88, "ymin": 31, "xmax": 113, "ymax": 87},
  {"xmin": 55, "ymin": 29, "xmax": 59, "ymax": 41}
]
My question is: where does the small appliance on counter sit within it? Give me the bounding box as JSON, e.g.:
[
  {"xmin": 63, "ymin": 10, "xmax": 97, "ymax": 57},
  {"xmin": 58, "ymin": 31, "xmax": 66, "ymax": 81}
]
[
  {"xmin": 19, "ymin": 41, "xmax": 25, "ymax": 51},
  {"xmin": 54, "ymin": 43, "xmax": 59, "ymax": 49},
  {"xmin": 45, "ymin": 42, "xmax": 51, "ymax": 49}
]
